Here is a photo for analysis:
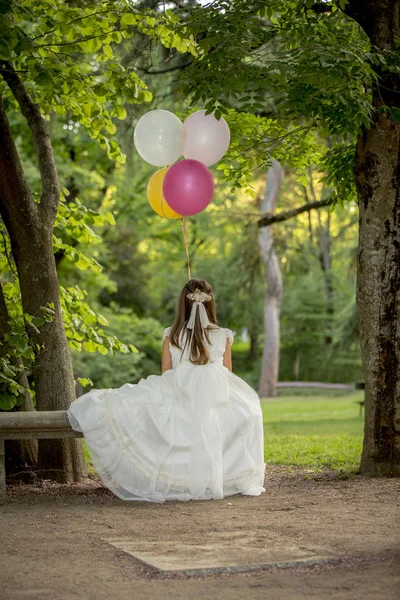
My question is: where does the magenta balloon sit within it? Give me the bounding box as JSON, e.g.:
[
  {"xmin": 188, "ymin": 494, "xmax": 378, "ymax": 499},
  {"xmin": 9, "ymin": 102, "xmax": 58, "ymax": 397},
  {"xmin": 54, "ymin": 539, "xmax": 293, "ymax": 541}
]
[{"xmin": 162, "ymin": 159, "xmax": 214, "ymax": 216}]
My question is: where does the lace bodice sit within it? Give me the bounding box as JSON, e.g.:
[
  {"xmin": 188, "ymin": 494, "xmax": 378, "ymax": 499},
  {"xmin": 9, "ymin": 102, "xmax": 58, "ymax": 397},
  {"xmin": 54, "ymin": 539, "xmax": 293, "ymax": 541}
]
[{"xmin": 162, "ymin": 326, "xmax": 234, "ymax": 368}]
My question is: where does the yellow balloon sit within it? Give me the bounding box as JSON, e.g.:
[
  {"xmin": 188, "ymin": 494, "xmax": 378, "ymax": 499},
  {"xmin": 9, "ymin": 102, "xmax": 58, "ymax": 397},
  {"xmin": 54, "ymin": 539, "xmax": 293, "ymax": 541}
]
[{"xmin": 147, "ymin": 168, "xmax": 181, "ymax": 219}]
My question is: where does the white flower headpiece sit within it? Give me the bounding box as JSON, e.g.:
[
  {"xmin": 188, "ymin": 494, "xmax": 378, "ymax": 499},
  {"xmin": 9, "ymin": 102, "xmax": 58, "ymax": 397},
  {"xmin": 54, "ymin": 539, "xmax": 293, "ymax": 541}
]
[
  {"xmin": 186, "ymin": 288, "xmax": 212, "ymax": 329},
  {"xmin": 186, "ymin": 289, "xmax": 212, "ymax": 303}
]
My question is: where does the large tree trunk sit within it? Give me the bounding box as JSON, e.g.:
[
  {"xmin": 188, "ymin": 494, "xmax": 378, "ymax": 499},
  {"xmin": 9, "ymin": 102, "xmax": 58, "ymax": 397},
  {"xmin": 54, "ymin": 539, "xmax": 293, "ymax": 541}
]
[
  {"xmin": 16, "ymin": 235, "xmax": 86, "ymax": 481},
  {"xmin": 258, "ymin": 161, "xmax": 284, "ymax": 397},
  {"xmin": 346, "ymin": 0, "xmax": 400, "ymax": 475},
  {"xmin": 0, "ymin": 91, "xmax": 87, "ymax": 482},
  {"xmin": 355, "ymin": 113, "xmax": 400, "ymax": 476}
]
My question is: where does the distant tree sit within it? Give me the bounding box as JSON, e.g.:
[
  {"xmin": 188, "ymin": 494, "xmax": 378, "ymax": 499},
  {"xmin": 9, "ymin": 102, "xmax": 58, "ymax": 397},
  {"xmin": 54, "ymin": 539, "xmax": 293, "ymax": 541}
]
[{"xmin": 258, "ymin": 161, "xmax": 283, "ymax": 398}]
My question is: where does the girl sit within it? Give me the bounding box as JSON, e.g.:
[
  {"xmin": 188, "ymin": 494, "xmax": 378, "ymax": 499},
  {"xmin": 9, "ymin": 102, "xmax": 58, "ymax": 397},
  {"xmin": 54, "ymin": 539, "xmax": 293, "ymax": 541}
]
[{"xmin": 68, "ymin": 278, "xmax": 265, "ymax": 502}]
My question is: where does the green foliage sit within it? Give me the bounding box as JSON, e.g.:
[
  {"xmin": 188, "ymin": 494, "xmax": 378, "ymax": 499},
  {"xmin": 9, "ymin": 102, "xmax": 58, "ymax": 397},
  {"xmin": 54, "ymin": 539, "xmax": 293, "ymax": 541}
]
[
  {"xmin": 212, "ymin": 109, "xmax": 324, "ymax": 192},
  {"xmin": 320, "ymin": 144, "xmax": 357, "ymax": 205},
  {"xmin": 181, "ymin": 0, "xmax": 374, "ymax": 129},
  {"xmin": 0, "ymin": 0, "xmax": 196, "ymax": 162},
  {"xmin": 176, "ymin": 0, "xmax": 400, "ymax": 198},
  {"xmin": 71, "ymin": 305, "xmax": 164, "ymax": 390},
  {"xmin": 60, "ymin": 285, "xmax": 137, "ymax": 355},
  {"xmin": 54, "ymin": 192, "xmax": 115, "ymax": 274},
  {"xmin": 0, "ymin": 193, "xmax": 137, "ymax": 403},
  {"xmin": 0, "ymin": 279, "xmax": 55, "ymax": 409}
]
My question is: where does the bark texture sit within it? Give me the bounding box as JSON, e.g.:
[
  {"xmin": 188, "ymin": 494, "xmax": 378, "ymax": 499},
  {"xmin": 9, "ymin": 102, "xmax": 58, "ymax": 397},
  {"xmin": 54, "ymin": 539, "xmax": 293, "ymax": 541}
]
[
  {"xmin": 346, "ymin": 0, "xmax": 400, "ymax": 475},
  {"xmin": 258, "ymin": 161, "xmax": 284, "ymax": 397},
  {"xmin": 0, "ymin": 70, "xmax": 87, "ymax": 482},
  {"xmin": 355, "ymin": 112, "xmax": 400, "ymax": 476}
]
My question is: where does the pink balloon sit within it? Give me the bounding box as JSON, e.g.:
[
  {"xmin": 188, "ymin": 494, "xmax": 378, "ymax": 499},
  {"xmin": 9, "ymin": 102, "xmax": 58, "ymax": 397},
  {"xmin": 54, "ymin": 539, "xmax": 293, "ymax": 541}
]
[
  {"xmin": 162, "ymin": 159, "xmax": 214, "ymax": 216},
  {"xmin": 183, "ymin": 110, "xmax": 230, "ymax": 166}
]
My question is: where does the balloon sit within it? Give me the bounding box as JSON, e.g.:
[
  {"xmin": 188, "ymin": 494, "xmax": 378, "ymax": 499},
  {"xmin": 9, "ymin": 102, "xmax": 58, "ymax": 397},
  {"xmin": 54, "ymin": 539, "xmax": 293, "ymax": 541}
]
[
  {"xmin": 183, "ymin": 110, "xmax": 230, "ymax": 166},
  {"xmin": 147, "ymin": 168, "xmax": 181, "ymax": 219},
  {"xmin": 163, "ymin": 159, "xmax": 214, "ymax": 216},
  {"xmin": 134, "ymin": 110, "xmax": 185, "ymax": 167}
]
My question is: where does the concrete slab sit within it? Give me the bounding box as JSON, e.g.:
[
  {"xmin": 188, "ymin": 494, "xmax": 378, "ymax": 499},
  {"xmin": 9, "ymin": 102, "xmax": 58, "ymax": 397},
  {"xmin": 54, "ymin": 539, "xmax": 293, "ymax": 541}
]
[{"xmin": 102, "ymin": 532, "xmax": 337, "ymax": 575}]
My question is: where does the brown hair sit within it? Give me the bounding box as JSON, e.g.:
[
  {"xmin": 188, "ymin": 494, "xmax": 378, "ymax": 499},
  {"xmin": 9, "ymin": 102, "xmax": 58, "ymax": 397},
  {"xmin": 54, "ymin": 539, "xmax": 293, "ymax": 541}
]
[{"xmin": 170, "ymin": 279, "xmax": 218, "ymax": 365}]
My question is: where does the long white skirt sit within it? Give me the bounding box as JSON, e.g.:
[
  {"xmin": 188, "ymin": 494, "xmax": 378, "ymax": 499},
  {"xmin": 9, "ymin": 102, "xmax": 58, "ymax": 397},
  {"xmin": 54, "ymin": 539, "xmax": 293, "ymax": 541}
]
[{"xmin": 67, "ymin": 362, "xmax": 265, "ymax": 502}]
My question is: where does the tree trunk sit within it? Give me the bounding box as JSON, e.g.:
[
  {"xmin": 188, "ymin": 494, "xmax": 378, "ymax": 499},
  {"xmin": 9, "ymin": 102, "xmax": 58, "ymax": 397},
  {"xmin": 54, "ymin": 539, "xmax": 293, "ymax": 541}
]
[
  {"xmin": 258, "ymin": 161, "xmax": 284, "ymax": 397},
  {"xmin": 17, "ymin": 237, "xmax": 87, "ymax": 481},
  {"xmin": 0, "ymin": 96, "xmax": 87, "ymax": 482},
  {"xmin": 355, "ymin": 112, "xmax": 400, "ymax": 476},
  {"xmin": 346, "ymin": 0, "xmax": 400, "ymax": 475},
  {"xmin": 316, "ymin": 210, "xmax": 334, "ymax": 346},
  {"xmin": 248, "ymin": 330, "xmax": 259, "ymax": 363}
]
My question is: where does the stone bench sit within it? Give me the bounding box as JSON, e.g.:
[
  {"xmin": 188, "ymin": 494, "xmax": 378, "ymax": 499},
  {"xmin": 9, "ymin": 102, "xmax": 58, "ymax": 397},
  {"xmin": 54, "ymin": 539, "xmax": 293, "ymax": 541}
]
[{"xmin": 0, "ymin": 411, "xmax": 83, "ymax": 505}]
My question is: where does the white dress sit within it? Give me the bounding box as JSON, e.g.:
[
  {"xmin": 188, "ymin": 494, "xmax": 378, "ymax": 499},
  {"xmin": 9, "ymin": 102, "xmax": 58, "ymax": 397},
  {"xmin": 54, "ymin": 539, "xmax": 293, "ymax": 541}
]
[{"xmin": 67, "ymin": 326, "xmax": 265, "ymax": 502}]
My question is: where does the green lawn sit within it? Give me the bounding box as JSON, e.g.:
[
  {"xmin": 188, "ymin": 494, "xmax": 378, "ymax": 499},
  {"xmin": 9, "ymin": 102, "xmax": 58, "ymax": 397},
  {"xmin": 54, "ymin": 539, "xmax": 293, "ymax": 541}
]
[{"xmin": 262, "ymin": 390, "xmax": 364, "ymax": 473}]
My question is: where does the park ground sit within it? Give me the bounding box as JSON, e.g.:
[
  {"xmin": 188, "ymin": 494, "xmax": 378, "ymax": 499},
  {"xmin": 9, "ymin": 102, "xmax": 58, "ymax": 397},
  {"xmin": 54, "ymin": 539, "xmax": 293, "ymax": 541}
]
[{"xmin": 1, "ymin": 392, "xmax": 399, "ymax": 600}]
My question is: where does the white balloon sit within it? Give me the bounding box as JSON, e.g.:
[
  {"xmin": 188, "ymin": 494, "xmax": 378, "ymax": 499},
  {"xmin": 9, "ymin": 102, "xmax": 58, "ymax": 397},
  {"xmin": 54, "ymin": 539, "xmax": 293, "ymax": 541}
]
[
  {"xmin": 183, "ymin": 110, "xmax": 231, "ymax": 166},
  {"xmin": 134, "ymin": 109, "xmax": 185, "ymax": 167}
]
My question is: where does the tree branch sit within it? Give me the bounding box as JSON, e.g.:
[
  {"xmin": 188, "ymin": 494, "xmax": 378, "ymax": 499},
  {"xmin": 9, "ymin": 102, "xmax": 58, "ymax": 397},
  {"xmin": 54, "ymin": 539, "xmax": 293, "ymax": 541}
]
[
  {"xmin": 138, "ymin": 61, "xmax": 192, "ymax": 74},
  {"xmin": 258, "ymin": 198, "xmax": 332, "ymax": 228},
  {"xmin": 0, "ymin": 62, "xmax": 60, "ymax": 222},
  {"xmin": 0, "ymin": 96, "xmax": 39, "ymax": 233}
]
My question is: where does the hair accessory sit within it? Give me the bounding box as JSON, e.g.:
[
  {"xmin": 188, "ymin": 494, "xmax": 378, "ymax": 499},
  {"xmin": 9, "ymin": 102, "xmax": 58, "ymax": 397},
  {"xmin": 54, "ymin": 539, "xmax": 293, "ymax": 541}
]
[
  {"xmin": 186, "ymin": 288, "xmax": 212, "ymax": 329},
  {"xmin": 187, "ymin": 289, "xmax": 212, "ymax": 303}
]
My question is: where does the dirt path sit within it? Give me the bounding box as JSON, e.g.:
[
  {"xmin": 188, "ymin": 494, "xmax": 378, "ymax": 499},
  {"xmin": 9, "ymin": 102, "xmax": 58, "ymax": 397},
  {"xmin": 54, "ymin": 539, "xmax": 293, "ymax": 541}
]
[{"xmin": 1, "ymin": 467, "xmax": 399, "ymax": 600}]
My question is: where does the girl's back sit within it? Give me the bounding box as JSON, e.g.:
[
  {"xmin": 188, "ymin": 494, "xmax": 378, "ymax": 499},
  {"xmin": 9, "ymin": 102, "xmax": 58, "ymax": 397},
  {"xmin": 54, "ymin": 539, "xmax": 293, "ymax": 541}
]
[{"xmin": 164, "ymin": 325, "xmax": 233, "ymax": 369}]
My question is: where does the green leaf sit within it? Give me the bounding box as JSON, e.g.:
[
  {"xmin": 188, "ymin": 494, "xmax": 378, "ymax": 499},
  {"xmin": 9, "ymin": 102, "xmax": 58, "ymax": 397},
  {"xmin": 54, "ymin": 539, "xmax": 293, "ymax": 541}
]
[
  {"xmin": 82, "ymin": 103, "xmax": 92, "ymax": 117},
  {"xmin": 121, "ymin": 13, "xmax": 138, "ymax": 26},
  {"xmin": 97, "ymin": 313, "xmax": 109, "ymax": 326},
  {"xmin": 103, "ymin": 44, "xmax": 113, "ymax": 59},
  {"xmin": 105, "ymin": 212, "xmax": 116, "ymax": 225},
  {"xmin": 69, "ymin": 339, "xmax": 82, "ymax": 351},
  {"xmin": 0, "ymin": 393, "xmax": 16, "ymax": 411},
  {"xmin": 36, "ymin": 72, "xmax": 53, "ymax": 87},
  {"xmin": 77, "ymin": 377, "xmax": 92, "ymax": 388},
  {"xmin": 93, "ymin": 85, "xmax": 108, "ymax": 97},
  {"xmin": 83, "ymin": 340, "xmax": 97, "ymax": 352},
  {"xmin": 111, "ymin": 31, "xmax": 123, "ymax": 44},
  {"xmin": 115, "ymin": 105, "xmax": 127, "ymax": 120},
  {"xmin": 105, "ymin": 121, "xmax": 117, "ymax": 135}
]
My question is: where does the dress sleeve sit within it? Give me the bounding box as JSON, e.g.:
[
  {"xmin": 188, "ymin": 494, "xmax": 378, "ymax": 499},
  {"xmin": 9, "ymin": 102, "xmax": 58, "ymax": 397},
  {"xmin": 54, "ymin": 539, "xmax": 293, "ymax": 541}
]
[
  {"xmin": 225, "ymin": 328, "xmax": 234, "ymax": 345},
  {"xmin": 162, "ymin": 327, "xmax": 171, "ymax": 342}
]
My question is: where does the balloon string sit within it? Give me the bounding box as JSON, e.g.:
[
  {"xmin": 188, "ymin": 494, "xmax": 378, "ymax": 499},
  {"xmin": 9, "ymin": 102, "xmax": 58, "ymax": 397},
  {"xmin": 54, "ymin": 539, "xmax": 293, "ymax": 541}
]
[{"xmin": 181, "ymin": 216, "xmax": 192, "ymax": 280}]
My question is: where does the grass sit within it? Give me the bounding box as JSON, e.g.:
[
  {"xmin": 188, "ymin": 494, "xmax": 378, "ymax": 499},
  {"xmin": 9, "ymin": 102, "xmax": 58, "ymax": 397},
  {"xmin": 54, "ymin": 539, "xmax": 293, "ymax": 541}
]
[{"xmin": 262, "ymin": 390, "xmax": 364, "ymax": 473}]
